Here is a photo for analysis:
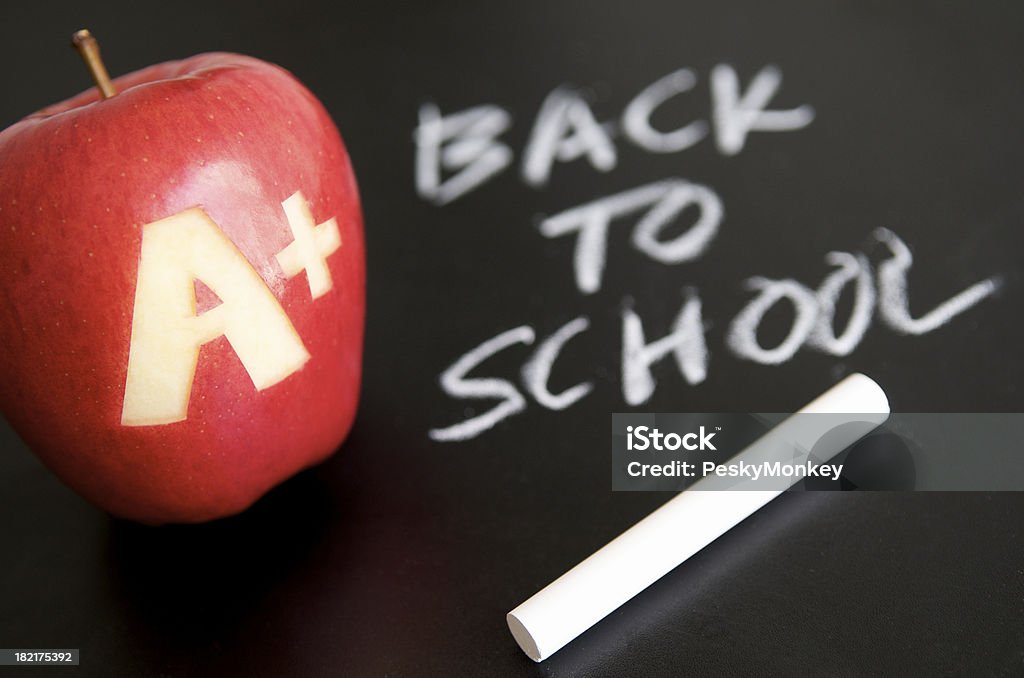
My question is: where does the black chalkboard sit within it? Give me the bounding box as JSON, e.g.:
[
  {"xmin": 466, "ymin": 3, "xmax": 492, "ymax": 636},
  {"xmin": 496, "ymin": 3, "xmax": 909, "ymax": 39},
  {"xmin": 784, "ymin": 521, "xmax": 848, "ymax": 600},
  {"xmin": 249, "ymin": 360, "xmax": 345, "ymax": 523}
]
[{"xmin": 1, "ymin": 1, "xmax": 1023, "ymax": 675}]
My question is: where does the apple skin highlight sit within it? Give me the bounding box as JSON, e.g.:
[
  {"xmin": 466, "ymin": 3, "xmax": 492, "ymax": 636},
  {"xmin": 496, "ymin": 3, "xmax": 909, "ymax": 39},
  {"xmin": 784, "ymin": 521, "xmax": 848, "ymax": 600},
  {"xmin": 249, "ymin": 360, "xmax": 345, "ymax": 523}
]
[{"xmin": 0, "ymin": 53, "xmax": 365, "ymax": 524}]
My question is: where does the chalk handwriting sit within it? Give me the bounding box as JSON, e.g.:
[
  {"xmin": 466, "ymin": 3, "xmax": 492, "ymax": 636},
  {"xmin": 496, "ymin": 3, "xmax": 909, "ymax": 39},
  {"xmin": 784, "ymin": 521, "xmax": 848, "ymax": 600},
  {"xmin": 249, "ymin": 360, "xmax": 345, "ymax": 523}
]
[
  {"xmin": 415, "ymin": 64, "xmax": 813, "ymax": 203},
  {"xmin": 726, "ymin": 277, "xmax": 818, "ymax": 365},
  {"xmin": 522, "ymin": 88, "xmax": 617, "ymax": 187},
  {"xmin": 874, "ymin": 227, "xmax": 999, "ymax": 335},
  {"xmin": 710, "ymin": 64, "xmax": 815, "ymax": 155},
  {"xmin": 417, "ymin": 65, "xmax": 1000, "ymax": 441},
  {"xmin": 415, "ymin": 104, "xmax": 513, "ymax": 205},
  {"xmin": 521, "ymin": 316, "xmax": 594, "ymax": 411},
  {"xmin": 429, "ymin": 326, "xmax": 535, "ymax": 442},
  {"xmin": 622, "ymin": 68, "xmax": 707, "ymax": 153},
  {"xmin": 622, "ymin": 290, "xmax": 708, "ymax": 406},
  {"xmin": 429, "ymin": 229, "xmax": 998, "ymax": 440},
  {"xmin": 540, "ymin": 179, "xmax": 723, "ymax": 294}
]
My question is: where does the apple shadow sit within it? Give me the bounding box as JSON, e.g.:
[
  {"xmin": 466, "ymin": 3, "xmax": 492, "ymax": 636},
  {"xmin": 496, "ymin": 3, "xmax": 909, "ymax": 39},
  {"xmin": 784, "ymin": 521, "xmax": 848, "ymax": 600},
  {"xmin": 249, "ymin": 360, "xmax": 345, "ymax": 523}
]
[{"xmin": 104, "ymin": 466, "xmax": 337, "ymax": 647}]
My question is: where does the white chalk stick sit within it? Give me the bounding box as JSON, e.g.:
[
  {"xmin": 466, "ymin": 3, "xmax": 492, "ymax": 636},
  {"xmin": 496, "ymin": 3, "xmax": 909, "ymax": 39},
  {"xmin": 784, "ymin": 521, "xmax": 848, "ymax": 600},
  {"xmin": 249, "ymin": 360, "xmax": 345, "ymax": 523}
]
[{"xmin": 507, "ymin": 373, "xmax": 890, "ymax": 662}]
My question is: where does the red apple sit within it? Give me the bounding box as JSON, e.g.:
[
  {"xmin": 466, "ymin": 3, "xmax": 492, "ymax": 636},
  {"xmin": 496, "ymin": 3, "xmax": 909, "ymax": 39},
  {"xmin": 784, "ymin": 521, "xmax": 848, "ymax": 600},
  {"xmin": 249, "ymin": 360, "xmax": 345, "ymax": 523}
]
[{"xmin": 0, "ymin": 34, "xmax": 365, "ymax": 524}]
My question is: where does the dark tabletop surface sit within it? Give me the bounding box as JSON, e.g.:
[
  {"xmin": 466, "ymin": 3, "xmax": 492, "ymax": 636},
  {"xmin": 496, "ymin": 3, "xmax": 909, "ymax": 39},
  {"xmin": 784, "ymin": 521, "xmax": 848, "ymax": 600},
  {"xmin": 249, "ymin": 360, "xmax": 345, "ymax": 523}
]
[{"xmin": 1, "ymin": 1, "xmax": 1023, "ymax": 676}]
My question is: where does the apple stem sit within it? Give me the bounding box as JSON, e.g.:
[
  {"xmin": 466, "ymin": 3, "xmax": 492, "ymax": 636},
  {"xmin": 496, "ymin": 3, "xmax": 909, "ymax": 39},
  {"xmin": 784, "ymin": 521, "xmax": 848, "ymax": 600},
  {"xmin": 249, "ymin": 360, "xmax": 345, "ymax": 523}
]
[{"xmin": 71, "ymin": 29, "xmax": 117, "ymax": 99}]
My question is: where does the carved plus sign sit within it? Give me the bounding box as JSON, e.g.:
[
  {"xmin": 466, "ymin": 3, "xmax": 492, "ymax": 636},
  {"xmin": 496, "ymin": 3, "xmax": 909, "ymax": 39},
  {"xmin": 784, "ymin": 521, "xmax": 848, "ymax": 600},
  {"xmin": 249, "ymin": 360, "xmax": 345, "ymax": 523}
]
[{"xmin": 275, "ymin": 191, "xmax": 342, "ymax": 299}]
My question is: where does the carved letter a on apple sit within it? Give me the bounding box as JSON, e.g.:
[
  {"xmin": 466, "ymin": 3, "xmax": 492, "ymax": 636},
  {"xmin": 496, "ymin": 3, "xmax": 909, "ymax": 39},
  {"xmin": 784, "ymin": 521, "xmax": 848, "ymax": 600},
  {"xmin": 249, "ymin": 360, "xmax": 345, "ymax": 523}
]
[{"xmin": 122, "ymin": 190, "xmax": 343, "ymax": 427}]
